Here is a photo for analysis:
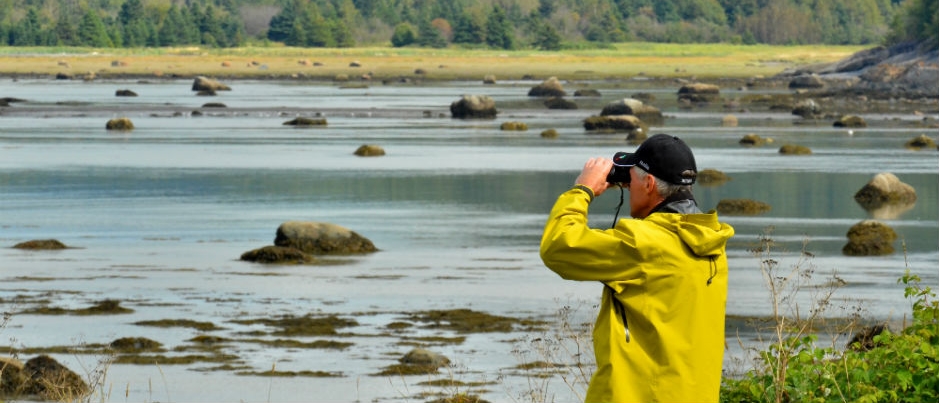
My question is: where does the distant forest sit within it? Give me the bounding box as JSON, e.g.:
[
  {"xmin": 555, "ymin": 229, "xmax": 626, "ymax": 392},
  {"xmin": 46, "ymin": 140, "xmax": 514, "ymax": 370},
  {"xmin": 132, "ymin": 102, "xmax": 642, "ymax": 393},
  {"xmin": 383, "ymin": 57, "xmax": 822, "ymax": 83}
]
[{"xmin": 0, "ymin": 0, "xmax": 935, "ymax": 50}]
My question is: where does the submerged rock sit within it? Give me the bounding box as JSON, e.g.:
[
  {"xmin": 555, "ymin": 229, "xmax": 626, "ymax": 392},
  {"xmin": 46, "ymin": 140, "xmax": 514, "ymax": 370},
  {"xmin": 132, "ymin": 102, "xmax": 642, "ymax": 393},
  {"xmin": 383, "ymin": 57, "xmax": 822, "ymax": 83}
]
[
  {"xmin": 240, "ymin": 245, "xmax": 315, "ymax": 264},
  {"xmin": 283, "ymin": 117, "xmax": 327, "ymax": 126},
  {"xmin": 716, "ymin": 199, "xmax": 771, "ymax": 216},
  {"xmin": 13, "ymin": 239, "xmax": 67, "ymax": 250},
  {"xmin": 697, "ymin": 169, "xmax": 731, "ymax": 186}
]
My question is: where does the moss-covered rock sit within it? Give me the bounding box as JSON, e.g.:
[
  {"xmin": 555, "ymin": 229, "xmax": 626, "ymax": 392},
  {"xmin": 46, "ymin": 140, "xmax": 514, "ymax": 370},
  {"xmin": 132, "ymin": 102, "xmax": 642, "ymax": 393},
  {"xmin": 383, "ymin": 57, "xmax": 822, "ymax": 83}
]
[
  {"xmin": 904, "ymin": 134, "xmax": 936, "ymax": 150},
  {"xmin": 22, "ymin": 355, "xmax": 89, "ymax": 400},
  {"xmin": 240, "ymin": 245, "xmax": 315, "ymax": 264},
  {"xmin": 274, "ymin": 221, "xmax": 377, "ymax": 255},
  {"xmin": 842, "ymin": 220, "xmax": 897, "ymax": 256},
  {"xmin": 527, "ymin": 76, "xmax": 566, "ymax": 97},
  {"xmin": 283, "ymin": 117, "xmax": 327, "ymax": 126},
  {"xmin": 450, "ymin": 95, "xmax": 497, "ymax": 119},
  {"xmin": 697, "ymin": 169, "xmax": 730, "ymax": 186},
  {"xmin": 779, "ymin": 144, "xmax": 812, "ymax": 155},
  {"xmin": 13, "ymin": 239, "xmax": 67, "ymax": 250},
  {"xmin": 105, "ymin": 117, "xmax": 134, "ymax": 131},
  {"xmin": 739, "ymin": 133, "xmax": 766, "ymax": 146},
  {"xmin": 500, "ymin": 121, "xmax": 528, "ymax": 131},
  {"xmin": 354, "ymin": 144, "xmax": 385, "ymax": 156},
  {"xmin": 540, "ymin": 129, "xmax": 559, "ymax": 138},
  {"xmin": 853, "ymin": 172, "xmax": 917, "ymax": 210},
  {"xmin": 716, "ymin": 199, "xmax": 771, "ymax": 216}
]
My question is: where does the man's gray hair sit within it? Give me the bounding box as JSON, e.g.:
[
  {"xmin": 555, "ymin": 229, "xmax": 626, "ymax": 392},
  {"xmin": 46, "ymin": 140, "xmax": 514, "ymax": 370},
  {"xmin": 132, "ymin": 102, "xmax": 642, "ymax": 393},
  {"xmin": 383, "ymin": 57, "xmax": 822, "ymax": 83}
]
[{"xmin": 634, "ymin": 166, "xmax": 691, "ymax": 198}]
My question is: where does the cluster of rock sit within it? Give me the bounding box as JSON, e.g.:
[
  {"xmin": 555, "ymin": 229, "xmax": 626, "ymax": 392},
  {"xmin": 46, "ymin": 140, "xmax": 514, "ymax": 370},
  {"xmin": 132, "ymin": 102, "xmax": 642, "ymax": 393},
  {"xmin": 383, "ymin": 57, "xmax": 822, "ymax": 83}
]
[
  {"xmin": 240, "ymin": 221, "xmax": 377, "ymax": 264},
  {"xmin": 842, "ymin": 173, "xmax": 918, "ymax": 255}
]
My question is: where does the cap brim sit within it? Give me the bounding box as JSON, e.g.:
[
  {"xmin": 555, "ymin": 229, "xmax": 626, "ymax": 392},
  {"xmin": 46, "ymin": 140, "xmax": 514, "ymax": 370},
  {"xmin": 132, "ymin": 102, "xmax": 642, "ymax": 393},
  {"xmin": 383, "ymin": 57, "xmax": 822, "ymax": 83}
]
[{"xmin": 612, "ymin": 151, "xmax": 638, "ymax": 167}]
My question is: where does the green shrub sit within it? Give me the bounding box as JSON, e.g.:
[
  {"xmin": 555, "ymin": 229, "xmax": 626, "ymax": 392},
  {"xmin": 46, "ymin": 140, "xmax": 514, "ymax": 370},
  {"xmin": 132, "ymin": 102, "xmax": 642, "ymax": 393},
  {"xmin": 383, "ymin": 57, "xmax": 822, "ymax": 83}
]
[{"xmin": 721, "ymin": 270, "xmax": 939, "ymax": 402}]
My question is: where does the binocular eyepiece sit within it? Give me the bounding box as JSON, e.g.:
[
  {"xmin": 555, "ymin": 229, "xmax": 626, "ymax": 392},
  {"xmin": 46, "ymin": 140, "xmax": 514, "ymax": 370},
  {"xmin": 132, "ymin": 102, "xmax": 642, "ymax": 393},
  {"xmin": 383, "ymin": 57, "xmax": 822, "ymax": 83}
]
[{"xmin": 607, "ymin": 151, "xmax": 630, "ymax": 184}]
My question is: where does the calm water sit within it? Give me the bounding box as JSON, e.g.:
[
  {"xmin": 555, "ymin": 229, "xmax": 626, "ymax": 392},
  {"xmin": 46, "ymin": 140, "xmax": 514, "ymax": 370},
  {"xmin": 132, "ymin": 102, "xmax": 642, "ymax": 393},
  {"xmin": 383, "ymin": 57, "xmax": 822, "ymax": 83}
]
[{"xmin": 1, "ymin": 78, "xmax": 937, "ymax": 402}]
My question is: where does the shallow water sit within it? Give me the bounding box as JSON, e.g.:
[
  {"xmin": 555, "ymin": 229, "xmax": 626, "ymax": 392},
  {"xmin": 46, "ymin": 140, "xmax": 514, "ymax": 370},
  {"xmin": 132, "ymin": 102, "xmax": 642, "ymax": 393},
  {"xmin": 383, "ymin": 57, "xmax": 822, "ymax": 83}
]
[{"xmin": 1, "ymin": 78, "xmax": 937, "ymax": 402}]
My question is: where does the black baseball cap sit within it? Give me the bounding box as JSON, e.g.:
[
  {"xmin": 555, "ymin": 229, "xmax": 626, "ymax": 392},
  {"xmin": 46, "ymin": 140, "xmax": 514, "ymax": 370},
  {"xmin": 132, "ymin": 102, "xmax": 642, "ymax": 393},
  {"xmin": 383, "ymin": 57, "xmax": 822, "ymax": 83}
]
[{"xmin": 612, "ymin": 134, "xmax": 697, "ymax": 185}]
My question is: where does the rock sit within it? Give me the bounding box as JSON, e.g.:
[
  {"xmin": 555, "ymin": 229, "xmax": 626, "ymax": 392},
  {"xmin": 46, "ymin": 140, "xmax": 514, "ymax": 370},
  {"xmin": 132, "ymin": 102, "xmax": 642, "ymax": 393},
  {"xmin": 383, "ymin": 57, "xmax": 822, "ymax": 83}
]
[
  {"xmin": 191, "ymin": 76, "xmax": 231, "ymax": 92},
  {"xmin": 0, "ymin": 356, "xmax": 28, "ymax": 396},
  {"xmin": 201, "ymin": 103, "xmax": 226, "ymax": 108},
  {"xmin": 450, "ymin": 95, "xmax": 497, "ymax": 119},
  {"xmin": 283, "ymin": 117, "xmax": 327, "ymax": 126},
  {"xmin": 115, "ymin": 89, "xmax": 138, "ymax": 97},
  {"xmin": 354, "ymin": 144, "xmax": 385, "ymax": 156},
  {"xmin": 697, "ymin": 169, "xmax": 730, "ymax": 186},
  {"xmin": 528, "ymin": 76, "xmax": 566, "ymax": 97},
  {"xmin": 721, "ymin": 114, "xmax": 738, "ymax": 127},
  {"xmin": 540, "ymin": 129, "xmax": 559, "ymax": 138},
  {"xmin": 853, "ymin": 173, "xmax": 917, "ymax": 210},
  {"xmin": 483, "ymin": 74, "xmax": 496, "ymax": 84},
  {"xmin": 583, "ymin": 115, "xmax": 647, "ymax": 136},
  {"xmin": 904, "ymin": 134, "xmax": 936, "ymax": 149},
  {"xmin": 274, "ymin": 221, "xmax": 377, "ymax": 255},
  {"xmin": 349, "ymin": 61, "xmax": 362, "ymax": 67},
  {"xmin": 716, "ymin": 199, "xmax": 771, "ymax": 216},
  {"xmin": 842, "ymin": 220, "xmax": 897, "ymax": 256},
  {"xmin": 834, "ymin": 115, "xmax": 867, "ymax": 128},
  {"xmin": 400, "ymin": 348, "xmax": 450, "ymax": 368},
  {"xmin": 739, "ymin": 133, "xmax": 765, "ymax": 146},
  {"xmin": 13, "ymin": 239, "xmax": 67, "ymax": 250},
  {"xmin": 778, "ymin": 144, "xmax": 812, "ymax": 155},
  {"xmin": 55, "ymin": 72, "xmax": 72, "ymax": 80},
  {"xmin": 631, "ymin": 92, "xmax": 656, "ymax": 102},
  {"xmin": 414, "ymin": 68, "xmax": 426, "ymax": 75},
  {"xmin": 110, "ymin": 337, "xmax": 163, "ymax": 352},
  {"xmin": 106, "ymin": 118, "xmax": 134, "ymax": 131},
  {"xmin": 792, "ymin": 99, "xmax": 822, "ymax": 119},
  {"xmin": 574, "ymin": 88, "xmax": 601, "ymax": 97},
  {"xmin": 196, "ymin": 89, "xmax": 217, "ymax": 96},
  {"xmin": 544, "ymin": 97, "xmax": 577, "ymax": 109},
  {"xmin": 23, "ymin": 355, "xmax": 89, "ymax": 400},
  {"xmin": 500, "ymin": 121, "xmax": 528, "ymax": 131},
  {"xmin": 788, "ymin": 74, "xmax": 826, "ymax": 89},
  {"xmin": 600, "ymin": 99, "xmax": 663, "ymax": 125},
  {"xmin": 677, "ymin": 83, "xmax": 720, "ymax": 103},
  {"xmin": 846, "ymin": 324, "xmax": 889, "ymax": 351},
  {"xmin": 240, "ymin": 245, "xmax": 315, "ymax": 264}
]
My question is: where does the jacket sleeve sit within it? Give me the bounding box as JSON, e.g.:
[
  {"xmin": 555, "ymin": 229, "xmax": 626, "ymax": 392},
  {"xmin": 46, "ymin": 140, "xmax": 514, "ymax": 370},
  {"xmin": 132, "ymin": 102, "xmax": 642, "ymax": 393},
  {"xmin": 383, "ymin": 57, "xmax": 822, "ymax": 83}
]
[{"xmin": 539, "ymin": 187, "xmax": 639, "ymax": 281}]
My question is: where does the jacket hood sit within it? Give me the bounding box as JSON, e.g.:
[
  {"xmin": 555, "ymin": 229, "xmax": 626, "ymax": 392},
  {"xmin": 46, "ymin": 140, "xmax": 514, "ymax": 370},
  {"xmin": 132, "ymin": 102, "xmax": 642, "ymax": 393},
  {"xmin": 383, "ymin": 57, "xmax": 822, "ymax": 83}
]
[{"xmin": 647, "ymin": 211, "xmax": 734, "ymax": 257}]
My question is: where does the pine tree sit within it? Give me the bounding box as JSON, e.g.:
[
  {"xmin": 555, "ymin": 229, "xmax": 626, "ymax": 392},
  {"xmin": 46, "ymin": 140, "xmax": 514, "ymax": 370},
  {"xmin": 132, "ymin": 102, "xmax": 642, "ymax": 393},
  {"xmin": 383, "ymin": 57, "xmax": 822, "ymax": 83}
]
[
  {"xmin": 78, "ymin": 9, "xmax": 113, "ymax": 47},
  {"xmin": 485, "ymin": 5, "xmax": 514, "ymax": 49}
]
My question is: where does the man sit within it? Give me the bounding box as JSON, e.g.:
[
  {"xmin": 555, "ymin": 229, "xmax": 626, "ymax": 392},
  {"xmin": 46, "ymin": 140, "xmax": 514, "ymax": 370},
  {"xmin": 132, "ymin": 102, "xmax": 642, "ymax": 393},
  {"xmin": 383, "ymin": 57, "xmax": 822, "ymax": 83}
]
[{"xmin": 540, "ymin": 134, "xmax": 734, "ymax": 403}]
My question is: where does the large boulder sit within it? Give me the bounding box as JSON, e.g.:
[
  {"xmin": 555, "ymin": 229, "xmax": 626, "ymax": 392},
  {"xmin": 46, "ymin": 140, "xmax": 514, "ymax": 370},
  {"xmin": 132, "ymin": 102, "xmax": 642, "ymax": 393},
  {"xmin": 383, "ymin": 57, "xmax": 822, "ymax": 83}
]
[
  {"xmin": 528, "ymin": 76, "xmax": 566, "ymax": 97},
  {"xmin": 106, "ymin": 117, "xmax": 134, "ymax": 131},
  {"xmin": 842, "ymin": 220, "xmax": 897, "ymax": 256},
  {"xmin": 834, "ymin": 115, "xmax": 867, "ymax": 128},
  {"xmin": 354, "ymin": 144, "xmax": 385, "ymax": 156},
  {"xmin": 600, "ymin": 99, "xmax": 664, "ymax": 124},
  {"xmin": 788, "ymin": 74, "xmax": 826, "ymax": 89},
  {"xmin": 677, "ymin": 83, "xmax": 720, "ymax": 103},
  {"xmin": 583, "ymin": 115, "xmax": 647, "ymax": 136},
  {"xmin": 853, "ymin": 173, "xmax": 917, "ymax": 210},
  {"xmin": 22, "ymin": 355, "xmax": 89, "ymax": 400},
  {"xmin": 450, "ymin": 95, "xmax": 497, "ymax": 119},
  {"xmin": 274, "ymin": 221, "xmax": 377, "ymax": 255},
  {"xmin": 192, "ymin": 76, "xmax": 231, "ymax": 92}
]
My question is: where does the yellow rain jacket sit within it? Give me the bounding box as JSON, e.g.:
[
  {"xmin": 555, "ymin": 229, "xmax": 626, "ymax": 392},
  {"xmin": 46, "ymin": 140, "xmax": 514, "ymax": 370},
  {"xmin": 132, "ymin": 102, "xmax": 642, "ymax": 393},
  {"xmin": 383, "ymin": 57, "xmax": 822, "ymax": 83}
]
[{"xmin": 540, "ymin": 187, "xmax": 734, "ymax": 403}]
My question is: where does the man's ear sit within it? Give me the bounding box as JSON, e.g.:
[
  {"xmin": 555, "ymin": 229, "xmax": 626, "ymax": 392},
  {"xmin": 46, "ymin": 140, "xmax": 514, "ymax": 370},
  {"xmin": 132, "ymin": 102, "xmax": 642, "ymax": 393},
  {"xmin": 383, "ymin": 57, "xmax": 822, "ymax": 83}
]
[{"xmin": 643, "ymin": 174, "xmax": 657, "ymax": 193}]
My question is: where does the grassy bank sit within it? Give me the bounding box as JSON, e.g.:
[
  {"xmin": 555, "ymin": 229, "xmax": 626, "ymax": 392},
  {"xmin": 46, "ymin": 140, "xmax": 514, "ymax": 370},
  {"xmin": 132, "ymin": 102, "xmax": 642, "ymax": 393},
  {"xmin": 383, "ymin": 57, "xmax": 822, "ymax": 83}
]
[{"xmin": 0, "ymin": 43, "xmax": 866, "ymax": 81}]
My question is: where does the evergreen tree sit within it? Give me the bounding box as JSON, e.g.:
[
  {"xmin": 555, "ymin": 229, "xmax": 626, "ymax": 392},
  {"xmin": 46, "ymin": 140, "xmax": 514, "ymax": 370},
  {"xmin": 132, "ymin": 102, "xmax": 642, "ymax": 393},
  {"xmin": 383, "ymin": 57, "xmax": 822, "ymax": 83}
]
[
  {"xmin": 452, "ymin": 12, "xmax": 485, "ymax": 44},
  {"xmin": 267, "ymin": 0, "xmax": 299, "ymax": 43},
  {"xmin": 485, "ymin": 5, "xmax": 514, "ymax": 49},
  {"xmin": 417, "ymin": 18, "xmax": 447, "ymax": 48},
  {"xmin": 11, "ymin": 7, "xmax": 43, "ymax": 46},
  {"xmin": 532, "ymin": 19, "xmax": 562, "ymax": 50},
  {"xmin": 78, "ymin": 9, "xmax": 113, "ymax": 47}
]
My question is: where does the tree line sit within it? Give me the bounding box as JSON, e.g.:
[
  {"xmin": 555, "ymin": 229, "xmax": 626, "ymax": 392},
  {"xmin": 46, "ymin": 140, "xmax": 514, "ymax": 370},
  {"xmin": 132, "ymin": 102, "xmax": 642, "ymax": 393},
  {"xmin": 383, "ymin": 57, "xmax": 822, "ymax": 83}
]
[{"xmin": 0, "ymin": 0, "xmax": 934, "ymax": 50}]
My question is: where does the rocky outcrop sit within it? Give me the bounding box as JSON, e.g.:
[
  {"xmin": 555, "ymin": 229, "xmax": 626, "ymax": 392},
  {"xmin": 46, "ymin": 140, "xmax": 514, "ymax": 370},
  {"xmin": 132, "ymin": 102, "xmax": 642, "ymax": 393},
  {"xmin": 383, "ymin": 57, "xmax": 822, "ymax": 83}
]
[
  {"xmin": 354, "ymin": 144, "xmax": 385, "ymax": 156},
  {"xmin": 528, "ymin": 76, "xmax": 566, "ymax": 97},
  {"xmin": 13, "ymin": 239, "xmax": 67, "ymax": 250},
  {"xmin": 450, "ymin": 95, "xmax": 497, "ymax": 119},
  {"xmin": 853, "ymin": 173, "xmax": 917, "ymax": 210},
  {"xmin": 106, "ymin": 117, "xmax": 134, "ymax": 131},
  {"xmin": 274, "ymin": 221, "xmax": 377, "ymax": 255},
  {"xmin": 716, "ymin": 199, "xmax": 771, "ymax": 216},
  {"xmin": 240, "ymin": 245, "xmax": 315, "ymax": 264},
  {"xmin": 842, "ymin": 220, "xmax": 897, "ymax": 256},
  {"xmin": 192, "ymin": 76, "xmax": 231, "ymax": 92}
]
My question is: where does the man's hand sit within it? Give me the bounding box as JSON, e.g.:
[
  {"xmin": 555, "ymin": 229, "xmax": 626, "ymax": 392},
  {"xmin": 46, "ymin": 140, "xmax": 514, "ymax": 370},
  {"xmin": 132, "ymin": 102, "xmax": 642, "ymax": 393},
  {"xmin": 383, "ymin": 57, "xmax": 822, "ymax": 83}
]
[{"xmin": 575, "ymin": 157, "xmax": 614, "ymax": 197}]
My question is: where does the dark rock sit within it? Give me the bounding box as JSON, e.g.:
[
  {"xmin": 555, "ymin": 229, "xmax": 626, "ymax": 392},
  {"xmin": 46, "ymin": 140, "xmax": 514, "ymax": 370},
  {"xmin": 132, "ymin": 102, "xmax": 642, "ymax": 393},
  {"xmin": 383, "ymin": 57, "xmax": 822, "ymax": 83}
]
[
  {"xmin": 450, "ymin": 95, "xmax": 497, "ymax": 119},
  {"xmin": 283, "ymin": 117, "xmax": 327, "ymax": 126},
  {"xmin": 792, "ymin": 99, "xmax": 822, "ymax": 119},
  {"xmin": 574, "ymin": 88, "xmax": 601, "ymax": 97},
  {"xmin": 697, "ymin": 169, "xmax": 730, "ymax": 186},
  {"xmin": 0, "ymin": 356, "xmax": 28, "ymax": 396},
  {"xmin": 115, "ymin": 89, "xmax": 138, "ymax": 97},
  {"xmin": 110, "ymin": 337, "xmax": 163, "ymax": 352},
  {"xmin": 677, "ymin": 83, "xmax": 720, "ymax": 102},
  {"xmin": 739, "ymin": 133, "xmax": 765, "ymax": 146},
  {"xmin": 779, "ymin": 144, "xmax": 812, "ymax": 155},
  {"xmin": 240, "ymin": 245, "xmax": 315, "ymax": 264},
  {"xmin": 716, "ymin": 199, "xmax": 771, "ymax": 216},
  {"xmin": 274, "ymin": 221, "xmax": 377, "ymax": 255},
  {"xmin": 904, "ymin": 134, "xmax": 936, "ymax": 149},
  {"xmin": 842, "ymin": 220, "xmax": 897, "ymax": 256},
  {"xmin": 191, "ymin": 76, "xmax": 231, "ymax": 92},
  {"xmin": 834, "ymin": 115, "xmax": 867, "ymax": 128},
  {"xmin": 583, "ymin": 115, "xmax": 646, "ymax": 134},
  {"xmin": 106, "ymin": 117, "xmax": 134, "ymax": 131},
  {"xmin": 354, "ymin": 144, "xmax": 385, "ymax": 156},
  {"xmin": 13, "ymin": 239, "xmax": 67, "ymax": 250},
  {"xmin": 201, "ymin": 103, "xmax": 226, "ymax": 108},
  {"xmin": 528, "ymin": 77, "xmax": 566, "ymax": 97},
  {"xmin": 23, "ymin": 355, "xmax": 89, "ymax": 400},
  {"xmin": 788, "ymin": 74, "xmax": 826, "ymax": 89},
  {"xmin": 544, "ymin": 97, "xmax": 578, "ymax": 109}
]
